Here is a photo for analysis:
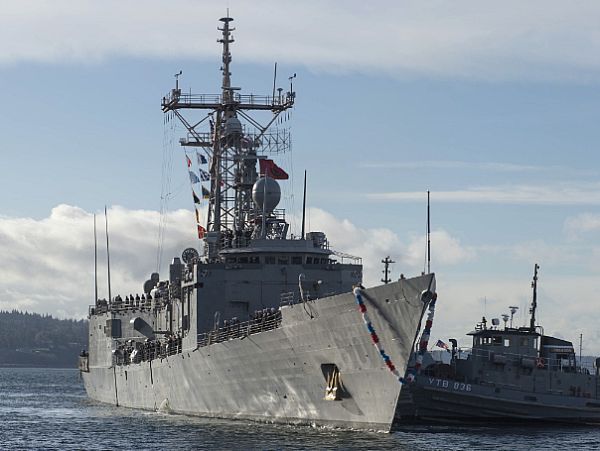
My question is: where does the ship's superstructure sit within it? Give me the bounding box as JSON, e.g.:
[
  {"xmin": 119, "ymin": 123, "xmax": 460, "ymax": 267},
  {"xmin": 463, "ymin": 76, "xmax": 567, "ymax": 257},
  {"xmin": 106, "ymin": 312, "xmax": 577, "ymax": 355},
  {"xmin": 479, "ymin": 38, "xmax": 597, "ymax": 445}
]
[
  {"xmin": 80, "ymin": 17, "xmax": 436, "ymax": 432},
  {"xmin": 398, "ymin": 264, "xmax": 600, "ymax": 423}
]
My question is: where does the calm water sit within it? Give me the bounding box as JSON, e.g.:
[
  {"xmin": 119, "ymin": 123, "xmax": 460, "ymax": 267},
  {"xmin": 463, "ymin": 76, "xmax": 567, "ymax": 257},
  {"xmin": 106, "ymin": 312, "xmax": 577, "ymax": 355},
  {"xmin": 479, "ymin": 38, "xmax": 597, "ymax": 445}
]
[{"xmin": 1, "ymin": 368, "xmax": 599, "ymax": 450}]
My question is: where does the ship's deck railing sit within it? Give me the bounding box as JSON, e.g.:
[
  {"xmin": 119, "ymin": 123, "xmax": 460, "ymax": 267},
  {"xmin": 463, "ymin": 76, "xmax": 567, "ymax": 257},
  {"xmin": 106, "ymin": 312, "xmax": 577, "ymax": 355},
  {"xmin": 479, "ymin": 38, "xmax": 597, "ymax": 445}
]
[
  {"xmin": 280, "ymin": 291, "xmax": 295, "ymax": 306},
  {"xmin": 180, "ymin": 129, "xmax": 291, "ymax": 153},
  {"xmin": 162, "ymin": 92, "xmax": 294, "ymax": 109},
  {"xmin": 197, "ymin": 311, "xmax": 282, "ymax": 347},
  {"xmin": 112, "ymin": 336, "xmax": 183, "ymax": 366},
  {"xmin": 458, "ymin": 347, "xmax": 598, "ymax": 375},
  {"xmin": 89, "ymin": 299, "xmax": 168, "ymax": 316}
]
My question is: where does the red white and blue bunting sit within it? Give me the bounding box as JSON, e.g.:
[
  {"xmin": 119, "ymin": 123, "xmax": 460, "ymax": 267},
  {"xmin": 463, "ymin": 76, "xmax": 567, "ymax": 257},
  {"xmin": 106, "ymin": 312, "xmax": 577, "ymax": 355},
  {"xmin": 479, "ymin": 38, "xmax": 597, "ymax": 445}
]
[
  {"xmin": 353, "ymin": 287, "xmax": 403, "ymax": 382},
  {"xmin": 405, "ymin": 292, "xmax": 438, "ymax": 383}
]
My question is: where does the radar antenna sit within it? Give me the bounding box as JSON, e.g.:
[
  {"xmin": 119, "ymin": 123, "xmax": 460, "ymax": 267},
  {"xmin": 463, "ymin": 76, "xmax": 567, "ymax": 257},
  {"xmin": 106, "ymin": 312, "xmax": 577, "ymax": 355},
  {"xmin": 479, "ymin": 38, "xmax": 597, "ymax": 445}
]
[
  {"xmin": 509, "ymin": 305, "xmax": 519, "ymax": 328},
  {"xmin": 161, "ymin": 17, "xmax": 295, "ymax": 261}
]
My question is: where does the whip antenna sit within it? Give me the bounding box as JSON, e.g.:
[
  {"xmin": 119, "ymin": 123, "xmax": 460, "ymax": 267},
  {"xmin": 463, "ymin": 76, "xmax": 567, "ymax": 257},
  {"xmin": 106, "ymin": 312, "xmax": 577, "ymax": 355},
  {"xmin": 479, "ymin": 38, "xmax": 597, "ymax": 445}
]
[
  {"xmin": 105, "ymin": 206, "xmax": 112, "ymax": 302},
  {"xmin": 427, "ymin": 191, "xmax": 431, "ymax": 274}
]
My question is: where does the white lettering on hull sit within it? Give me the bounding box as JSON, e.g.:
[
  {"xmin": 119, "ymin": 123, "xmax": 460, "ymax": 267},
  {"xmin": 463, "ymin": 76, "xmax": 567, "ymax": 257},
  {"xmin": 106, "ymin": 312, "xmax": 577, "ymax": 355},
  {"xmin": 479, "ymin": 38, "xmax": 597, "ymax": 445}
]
[{"xmin": 427, "ymin": 378, "xmax": 472, "ymax": 392}]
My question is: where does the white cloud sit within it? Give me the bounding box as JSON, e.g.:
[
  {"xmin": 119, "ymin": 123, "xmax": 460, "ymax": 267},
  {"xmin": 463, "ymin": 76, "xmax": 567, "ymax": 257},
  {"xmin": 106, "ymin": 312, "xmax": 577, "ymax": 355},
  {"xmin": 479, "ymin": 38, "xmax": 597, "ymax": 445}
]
[
  {"xmin": 0, "ymin": 204, "xmax": 472, "ymax": 317},
  {"xmin": 405, "ymin": 230, "xmax": 475, "ymax": 268},
  {"xmin": 0, "ymin": 204, "xmax": 197, "ymax": 317},
  {"xmin": 304, "ymin": 208, "xmax": 473, "ymax": 284},
  {"xmin": 2, "ymin": 1, "xmax": 600, "ymax": 81},
  {"xmin": 360, "ymin": 160, "xmax": 548, "ymax": 173},
  {"xmin": 368, "ymin": 183, "xmax": 600, "ymax": 205},
  {"xmin": 565, "ymin": 213, "xmax": 600, "ymax": 238}
]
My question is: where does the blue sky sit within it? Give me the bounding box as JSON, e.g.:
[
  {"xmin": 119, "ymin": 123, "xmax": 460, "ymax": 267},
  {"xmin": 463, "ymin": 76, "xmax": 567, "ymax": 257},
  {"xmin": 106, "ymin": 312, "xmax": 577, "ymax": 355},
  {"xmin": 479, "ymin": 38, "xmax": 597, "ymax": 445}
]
[{"xmin": 2, "ymin": 1, "xmax": 600, "ymax": 352}]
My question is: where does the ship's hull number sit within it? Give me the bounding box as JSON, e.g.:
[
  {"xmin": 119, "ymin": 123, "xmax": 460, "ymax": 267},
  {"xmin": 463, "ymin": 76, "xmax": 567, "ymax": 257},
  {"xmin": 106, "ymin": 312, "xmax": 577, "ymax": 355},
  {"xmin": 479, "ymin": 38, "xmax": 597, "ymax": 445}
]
[{"xmin": 428, "ymin": 378, "xmax": 472, "ymax": 392}]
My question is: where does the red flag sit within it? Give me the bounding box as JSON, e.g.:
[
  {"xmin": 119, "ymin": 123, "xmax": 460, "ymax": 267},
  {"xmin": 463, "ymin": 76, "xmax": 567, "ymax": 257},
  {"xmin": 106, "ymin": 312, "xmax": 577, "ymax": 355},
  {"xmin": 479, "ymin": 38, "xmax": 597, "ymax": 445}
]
[
  {"xmin": 197, "ymin": 225, "xmax": 206, "ymax": 239},
  {"xmin": 186, "ymin": 154, "xmax": 192, "ymax": 168},
  {"xmin": 259, "ymin": 159, "xmax": 289, "ymax": 180}
]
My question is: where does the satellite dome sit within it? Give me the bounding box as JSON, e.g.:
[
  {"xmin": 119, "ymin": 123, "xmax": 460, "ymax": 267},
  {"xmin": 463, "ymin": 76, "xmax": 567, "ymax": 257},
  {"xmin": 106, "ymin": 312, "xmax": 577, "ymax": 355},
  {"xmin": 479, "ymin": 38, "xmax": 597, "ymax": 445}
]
[
  {"xmin": 224, "ymin": 116, "xmax": 242, "ymax": 136},
  {"xmin": 252, "ymin": 177, "xmax": 281, "ymax": 212}
]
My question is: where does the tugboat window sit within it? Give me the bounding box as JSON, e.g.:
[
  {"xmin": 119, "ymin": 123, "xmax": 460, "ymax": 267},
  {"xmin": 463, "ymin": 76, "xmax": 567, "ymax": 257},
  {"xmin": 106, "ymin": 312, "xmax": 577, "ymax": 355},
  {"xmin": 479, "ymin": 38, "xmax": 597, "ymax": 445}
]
[
  {"xmin": 265, "ymin": 256, "xmax": 276, "ymax": 264},
  {"xmin": 504, "ymin": 338, "xmax": 510, "ymax": 347},
  {"xmin": 291, "ymin": 256, "xmax": 302, "ymax": 264},
  {"xmin": 493, "ymin": 336, "xmax": 502, "ymax": 345}
]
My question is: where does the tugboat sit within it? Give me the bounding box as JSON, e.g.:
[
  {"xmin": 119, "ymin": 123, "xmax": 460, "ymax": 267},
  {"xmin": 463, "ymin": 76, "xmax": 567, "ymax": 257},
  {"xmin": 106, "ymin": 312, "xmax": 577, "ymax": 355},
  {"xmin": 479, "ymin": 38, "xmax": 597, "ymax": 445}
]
[
  {"xmin": 398, "ymin": 264, "xmax": 600, "ymax": 422},
  {"xmin": 79, "ymin": 16, "xmax": 437, "ymax": 432}
]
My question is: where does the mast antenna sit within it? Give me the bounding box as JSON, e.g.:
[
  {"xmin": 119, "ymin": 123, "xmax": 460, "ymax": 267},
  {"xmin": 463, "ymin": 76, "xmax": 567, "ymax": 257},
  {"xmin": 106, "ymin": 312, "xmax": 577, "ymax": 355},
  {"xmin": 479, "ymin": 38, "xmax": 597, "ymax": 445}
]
[
  {"xmin": 105, "ymin": 206, "xmax": 112, "ymax": 302},
  {"xmin": 381, "ymin": 256, "xmax": 395, "ymax": 284},
  {"xmin": 93, "ymin": 214, "xmax": 98, "ymax": 305},
  {"xmin": 174, "ymin": 70, "xmax": 182, "ymax": 90},
  {"xmin": 272, "ymin": 62, "xmax": 277, "ymax": 102},
  {"xmin": 580, "ymin": 333, "xmax": 583, "ymax": 369},
  {"xmin": 301, "ymin": 170, "xmax": 307, "ymax": 239},
  {"xmin": 529, "ymin": 263, "xmax": 539, "ymax": 330},
  {"xmin": 427, "ymin": 190, "xmax": 431, "ymax": 274}
]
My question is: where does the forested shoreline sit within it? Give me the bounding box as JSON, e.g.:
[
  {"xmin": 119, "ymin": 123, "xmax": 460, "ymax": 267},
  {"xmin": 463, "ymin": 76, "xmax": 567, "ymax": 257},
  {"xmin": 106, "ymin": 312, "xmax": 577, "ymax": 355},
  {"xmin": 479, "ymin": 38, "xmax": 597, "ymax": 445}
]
[{"xmin": 0, "ymin": 310, "xmax": 87, "ymax": 367}]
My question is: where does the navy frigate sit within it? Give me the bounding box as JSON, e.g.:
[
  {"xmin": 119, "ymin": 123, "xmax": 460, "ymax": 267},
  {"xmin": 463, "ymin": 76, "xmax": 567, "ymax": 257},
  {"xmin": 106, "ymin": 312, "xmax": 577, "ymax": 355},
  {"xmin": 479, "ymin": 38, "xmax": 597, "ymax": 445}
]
[
  {"xmin": 398, "ymin": 264, "xmax": 600, "ymax": 423},
  {"xmin": 79, "ymin": 16, "xmax": 436, "ymax": 432}
]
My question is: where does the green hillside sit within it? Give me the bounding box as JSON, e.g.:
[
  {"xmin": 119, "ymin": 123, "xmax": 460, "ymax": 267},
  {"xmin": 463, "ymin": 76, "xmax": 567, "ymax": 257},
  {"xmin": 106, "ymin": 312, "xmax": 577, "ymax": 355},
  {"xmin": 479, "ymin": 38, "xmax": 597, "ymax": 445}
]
[{"xmin": 0, "ymin": 310, "xmax": 88, "ymax": 367}]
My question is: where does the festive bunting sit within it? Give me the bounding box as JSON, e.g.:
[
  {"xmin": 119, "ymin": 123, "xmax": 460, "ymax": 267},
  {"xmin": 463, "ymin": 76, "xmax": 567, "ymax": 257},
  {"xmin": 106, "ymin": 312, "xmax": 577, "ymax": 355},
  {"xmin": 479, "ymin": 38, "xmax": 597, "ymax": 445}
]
[
  {"xmin": 405, "ymin": 293, "xmax": 438, "ymax": 383},
  {"xmin": 189, "ymin": 171, "xmax": 201, "ymax": 184},
  {"xmin": 186, "ymin": 154, "xmax": 192, "ymax": 168},
  {"xmin": 199, "ymin": 168, "xmax": 210, "ymax": 182},
  {"xmin": 353, "ymin": 287, "xmax": 403, "ymax": 383},
  {"xmin": 202, "ymin": 186, "xmax": 210, "ymax": 199},
  {"xmin": 197, "ymin": 225, "xmax": 206, "ymax": 239},
  {"xmin": 192, "ymin": 190, "xmax": 201, "ymax": 204},
  {"xmin": 196, "ymin": 151, "xmax": 207, "ymax": 165}
]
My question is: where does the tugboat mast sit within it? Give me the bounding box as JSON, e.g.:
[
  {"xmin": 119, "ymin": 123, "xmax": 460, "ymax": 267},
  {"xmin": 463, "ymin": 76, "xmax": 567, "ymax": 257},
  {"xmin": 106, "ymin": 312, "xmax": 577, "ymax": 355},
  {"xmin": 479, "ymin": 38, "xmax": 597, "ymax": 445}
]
[
  {"xmin": 161, "ymin": 16, "xmax": 295, "ymax": 261},
  {"xmin": 529, "ymin": 263, "xmax": 539, "ymax": 330}
]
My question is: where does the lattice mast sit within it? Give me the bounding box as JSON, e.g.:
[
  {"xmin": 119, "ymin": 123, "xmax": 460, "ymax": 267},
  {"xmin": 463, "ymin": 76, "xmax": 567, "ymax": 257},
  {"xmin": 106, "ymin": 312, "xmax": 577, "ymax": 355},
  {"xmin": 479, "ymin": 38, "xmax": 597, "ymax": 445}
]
[{"xmin": 161, "ymin": 16, "xmax": 295, "ymax": 261}]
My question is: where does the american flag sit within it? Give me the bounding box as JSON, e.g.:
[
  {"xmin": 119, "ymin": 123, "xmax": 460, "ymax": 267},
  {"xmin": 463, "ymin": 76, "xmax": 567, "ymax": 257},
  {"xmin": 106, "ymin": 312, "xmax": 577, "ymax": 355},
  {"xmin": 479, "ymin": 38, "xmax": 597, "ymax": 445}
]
[{"xmin": 436, "ymin": 339, "xmax": 450, "ymax": 351}]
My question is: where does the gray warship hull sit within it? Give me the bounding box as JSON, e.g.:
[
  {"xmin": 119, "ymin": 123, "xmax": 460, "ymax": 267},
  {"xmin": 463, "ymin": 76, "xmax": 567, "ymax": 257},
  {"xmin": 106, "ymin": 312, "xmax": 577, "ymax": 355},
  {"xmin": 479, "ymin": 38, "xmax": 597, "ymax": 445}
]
[{"xmin": 83, "ymin": 274, "xmax": 435, "ymax": 431}]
